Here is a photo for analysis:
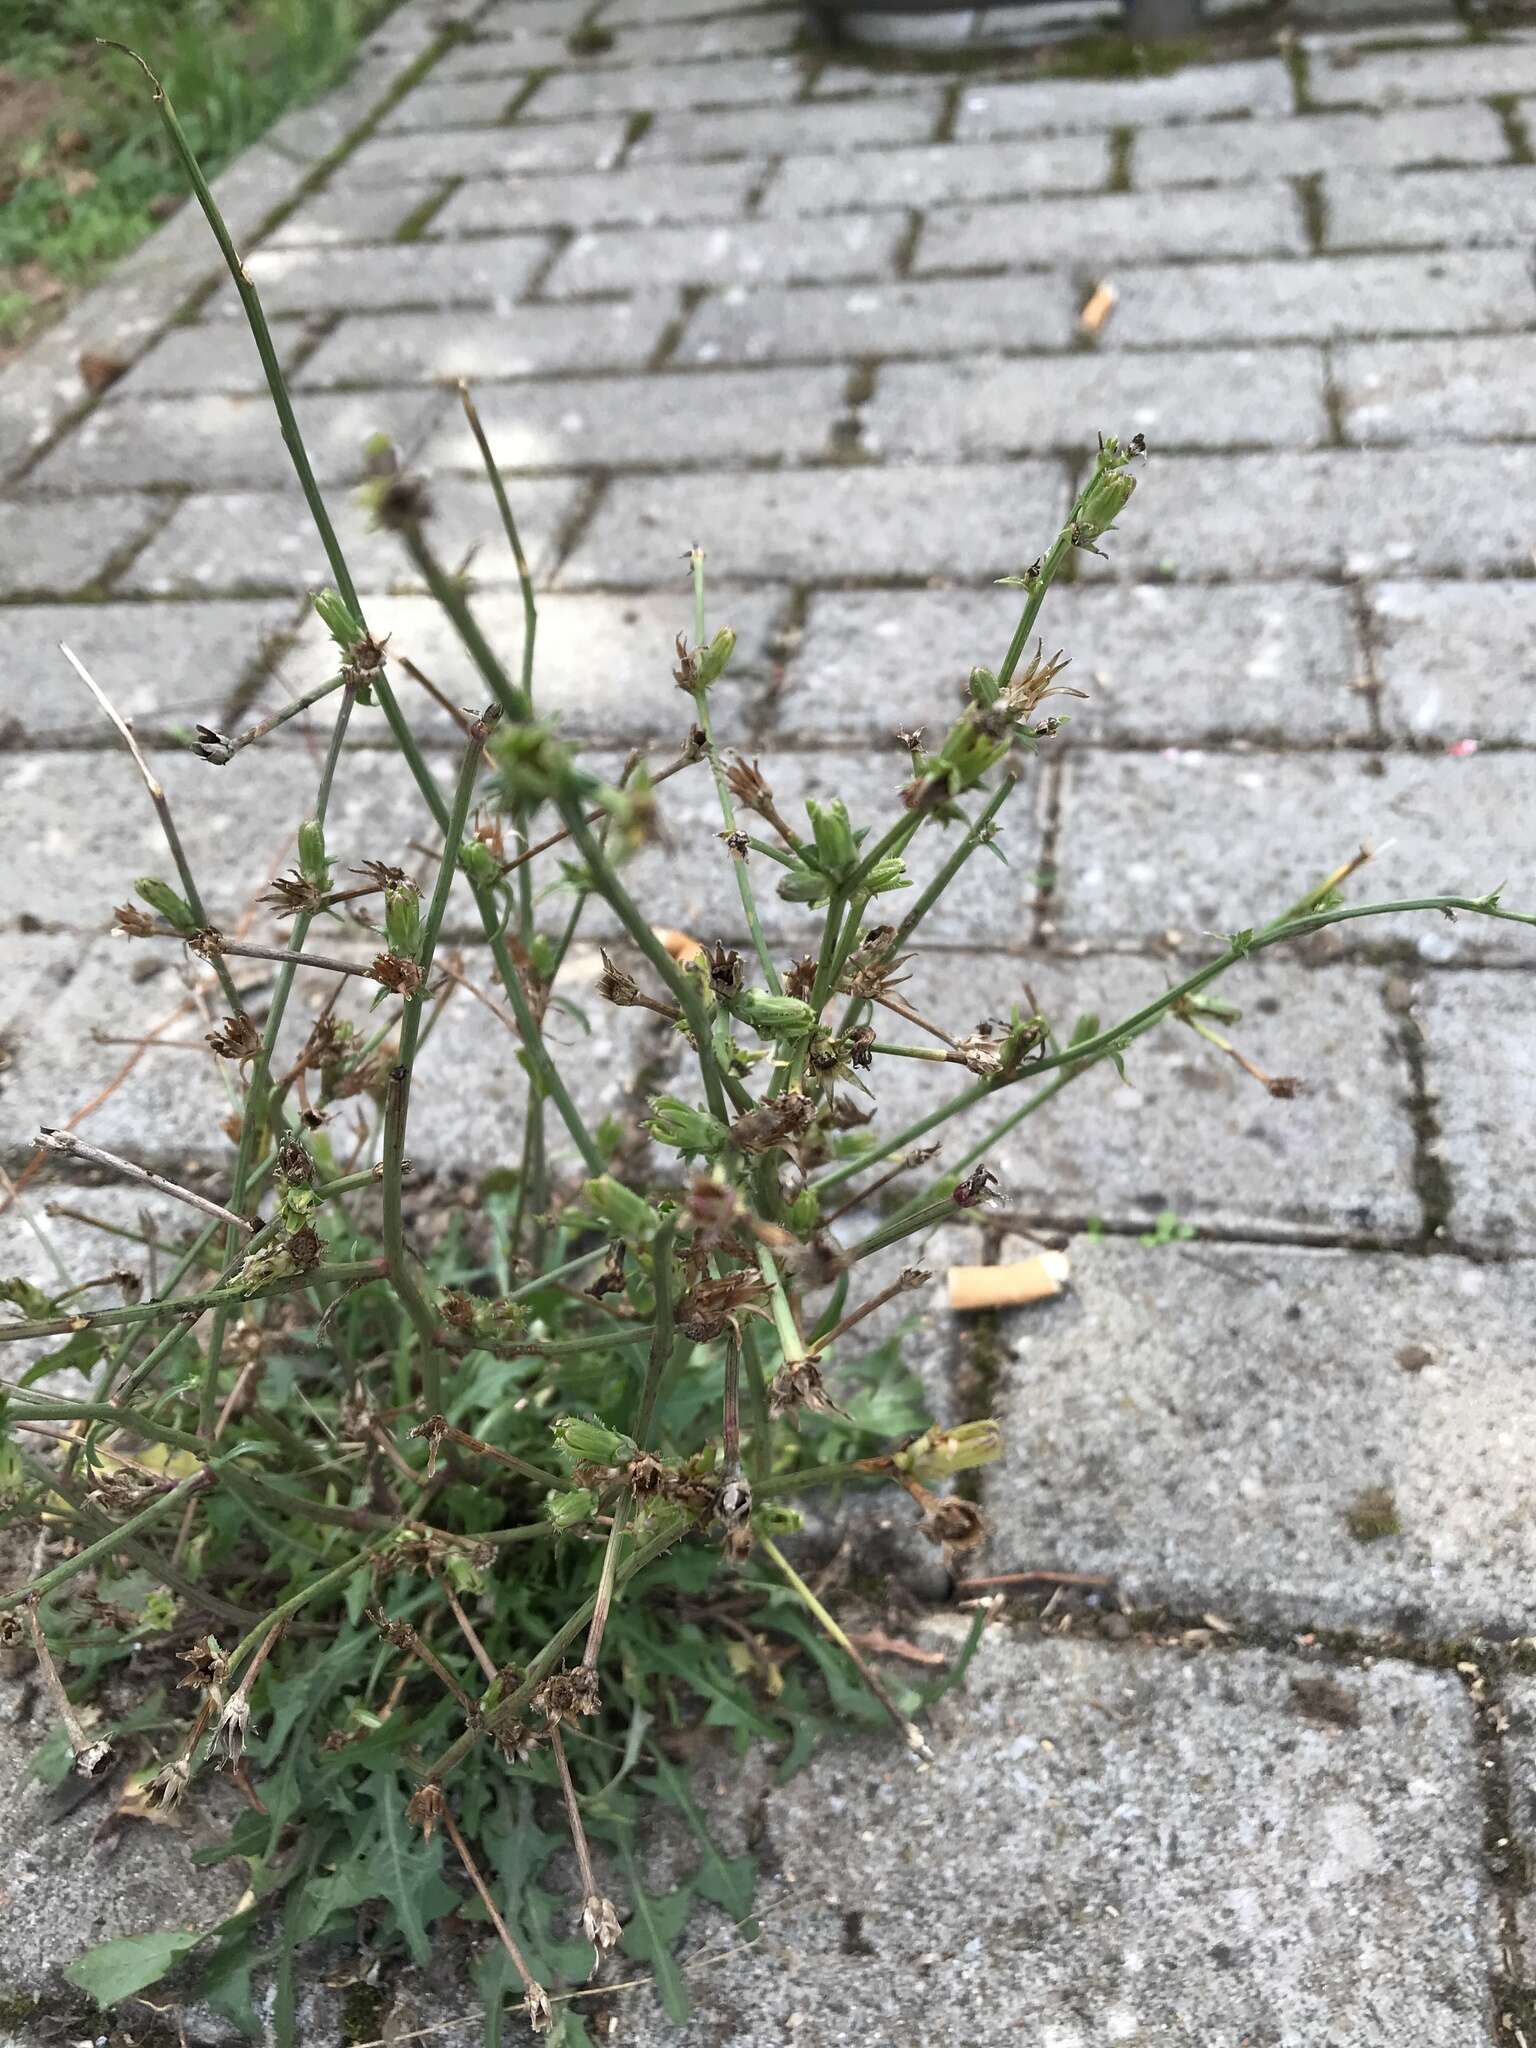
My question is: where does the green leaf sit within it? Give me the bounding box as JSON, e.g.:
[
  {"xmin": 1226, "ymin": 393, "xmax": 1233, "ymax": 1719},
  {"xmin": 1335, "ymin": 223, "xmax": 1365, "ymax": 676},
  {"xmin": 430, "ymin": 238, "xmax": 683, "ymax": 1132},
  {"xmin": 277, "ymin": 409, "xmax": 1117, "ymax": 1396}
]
[
  {"xmin": 199, "ymin": 1932, "xmax": 260, "ymax": 2039},
  {"xmin": 616, "ymin": 1840, "xmax": 691, "ymax": 2024},
  {"xmin": 65, "ymin": 1926, "xmax": 203, "ymax": 2005},
  {"xmin": 370, "ymin": 1773, "xmax": 455, "ymax": 1966}
]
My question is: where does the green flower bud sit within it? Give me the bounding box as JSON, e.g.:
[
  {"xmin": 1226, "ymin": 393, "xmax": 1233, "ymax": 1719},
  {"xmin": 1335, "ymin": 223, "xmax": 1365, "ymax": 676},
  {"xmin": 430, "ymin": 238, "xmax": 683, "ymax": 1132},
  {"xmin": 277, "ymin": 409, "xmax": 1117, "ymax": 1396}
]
[
  {"xmin": 893, "ymin": 1420, "xmax": 1004, "ymax": 1481},
  {"xmin": 551, "ymin": 1416, "xmax": 638, "ymax": 1466},
  {"xmin": 806, "ymin": 797, "xmax": 858, "ymax": 876},
  {"xmin": 545, "ymin": 1486, "xmax": 598, "ymax": 1529},
  {"xmin": 458, "ymin": 837, "xmax": 502, "ymax": 887},
  {"xmin": 577, "ymin": 1174, "xmax": 661, "ymax": 1245},
  {"xmin": 384, "ymin": 878, "xmax": 422, "ymax": 961},
  {"xmin": 646, "ymin": 1094, "xmax": 729, "ymax": 1160},
  {"xmin": 1074, "ymin": 466, "xmax": 1136, "ymax": 551},
  {"xmin": 967, "ymin": 666, "xmax": 1001, "ymax": 708},
  {"xmin": 788, "ymin": 1186, "xmax": 820, "ymax": 1233},
  {"xmin": 443, "ymin": 1549, "xmax": 487, "ymax": 1595},
  {"xmin": 863, "ymin": 855, "xmax": 911, "ymax": 899},
  {"xmin": 694, "ymin": 625, "xmax": 737, "ymax": 688},
  {"xmin": 313, "ymin": 587, "xmax": 364, "ymax": 652},
  {"xmin": 135, "ymin": 877, "xmax": 198, "ymax": 933},
  {"xmin": 735, "ymin": 989, "xmax": 816, "ymax": 1041},
  {"xmin": 297, "ymin": 818, "xmax": 330, "ymax": 893},
  {"xmin": 752, "ymin": 1502, "xmax": 805, "ymax": 1536}
]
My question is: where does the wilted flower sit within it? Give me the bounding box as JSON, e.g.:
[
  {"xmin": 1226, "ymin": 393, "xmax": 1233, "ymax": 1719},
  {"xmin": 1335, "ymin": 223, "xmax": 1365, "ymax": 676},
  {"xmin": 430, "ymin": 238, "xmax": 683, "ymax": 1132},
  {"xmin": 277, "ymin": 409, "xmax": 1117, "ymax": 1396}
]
[
  {"xmin": 583, "ymin": 1895, "xmax": 622, "ymax": 1952},
  {"xmin": 406, "ymin": 1781, "xmax": 446, "ymax": 1841},
  {"xmin": 768, "ymin": 1358, "xmax": 844, "ymax": 1418}
]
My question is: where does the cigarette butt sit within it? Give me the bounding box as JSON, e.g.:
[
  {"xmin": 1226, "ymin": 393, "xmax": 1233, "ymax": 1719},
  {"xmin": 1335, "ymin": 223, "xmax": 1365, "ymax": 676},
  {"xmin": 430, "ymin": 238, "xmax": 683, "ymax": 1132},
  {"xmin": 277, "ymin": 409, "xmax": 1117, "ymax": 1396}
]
[
  {"xmin": 947, "ymin": 1254, "xmax": 1070, "ymax": 1312},
  {"xmin": 654, "ymin": 927, "xmax": 704, "ymax": 964},
  {"xmin": 1078, "ymin": 281, "xmax": 1117, "ymax": 337}
]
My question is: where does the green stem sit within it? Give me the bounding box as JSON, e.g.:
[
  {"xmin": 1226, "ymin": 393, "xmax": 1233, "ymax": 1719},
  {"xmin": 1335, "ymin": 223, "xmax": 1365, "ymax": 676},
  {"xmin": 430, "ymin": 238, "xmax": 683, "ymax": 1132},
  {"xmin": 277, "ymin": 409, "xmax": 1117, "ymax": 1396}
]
[
  {"xmin": 0, "ymin": 1260, "xmax": 385, "ymax": 1343},
  {"xmin": 1, "ymin": 1469, "xmax": 212, "ymax": 1612}
]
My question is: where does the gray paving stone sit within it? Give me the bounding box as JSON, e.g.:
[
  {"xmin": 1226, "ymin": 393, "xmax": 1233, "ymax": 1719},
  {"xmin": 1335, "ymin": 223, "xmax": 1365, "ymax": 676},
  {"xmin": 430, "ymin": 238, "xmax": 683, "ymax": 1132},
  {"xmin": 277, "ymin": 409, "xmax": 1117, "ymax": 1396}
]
[
  {"xmin": 762, "ymin": 132, "xmax": 1111, "ymax": 212},
  {"xmin": 1052, "ymin": 750, "xmax": 1536, "ymax": 961},
  {"xmin": 864, "ymin": 949, "xmax": 1420, "ymax": 1238},
  {"xmin": 0, "ymin": 495, "xmax": 167, "ymax": 596},
  {"xmin": 25, "ymin": 387, "xmax": 448, "ymax": 492},
  {"xmin": 577, "ymin": 11, "xmax": 804, "ymax": 61},
  {"xmin": 295, "ymin": 295, "xmax": 678, "ymax": 386},
  {"xmin": 474, "ymin": 0, "xmax": 597, "ymax": 29},
  {"xmin": 917, "ymin": 183, "xmax": 1306, "ymax": 273},
  {"xmin": 1336, "ymin": 334, "xmax": 1536, "ymax": 443},
  {"xmin": 0, "ymin": 600, "xmax": 295, "ymax": 742},
  {"xmin": 1370, "ymin": 579, "xmax": 1536, "ymax": 744},
  {"xmin": 521, "ymin": 54, "xmax": 803, "ymax": 117},
  {"xmin": 431, "ymin": 29, "xmax": 575, "ymax": 77},
  {"xmin": 377, "ymin": 75, "xmax": 526, "ymax": 132},
  {"xmin": 629, "ymin": 93, "xmax": 943, "ymax": 161},
  {"xmin": 541, "ymin": 209, "xmax": 906, "ymax": 295},
  {"xmin": 117, "ymin": 475, "xmax": 585, "ymax": 596},
  {"xmin": 586, "ymin": 746, "xmax": 1048, "ymax": 951},
  {"xmin": 227, "ymin": 233, "xmax": 553, "ymax": 316},
  {"xmin": 678, "ymin": 272, "xmax": 1078, "ymax": 364},
  {"xmin": 953, "ymin": 58, "xmax": 1295, "ymax": 134},
  {"xmin": 1103, "ymin": 248, "xmax": 1535, "ymax": 347},
  {"xmin": 1417, "ymin": 969, "xmax": 1536, "ymax": 1248},
  {"xmin": 987, "ymin": 1239, "xmax": 1536, "ymax": 1631},
  {"xmin": 1507, "ymin": 1678, "xmax": 1536, "ymax": 1967},
  {"xmin": 619, "ymin": 1634, "xmax": 1496, "ymax": 2046},
  {"xmin": 117, "ymin": 316, "xmax": 312, "ymax": 397},
  {"xmin": 1307, "ymin": 34, "xmax": 1536, "ymax": 106},
  {"xmin": 331, "ymin": 116, "xmax": 628, "ymax": 186},
  {"xmin": 562, "ymin": 459, "xmax": 1070, "ymax": 584},
  {"xmin": 1075, "ymin": 446, "xmax": 1536, "ymax": 580},
  {"xmin": 265, "ymin": 584, "xmax": 788, "ymax": 742},
  {"xmin": 602, "ymin": 0, "xmax": 790, "ymax": 24},
  {"xmin": 429, "ymin": 158, "xmax": 761, "ymax": 233},
  {"xmin": 1324, "ymin": 164, "xmax": 1536, "ymax": 250},
  {"xmin": 783, "ymin": 581, "xmax": 1368, "ymax": 745},
  {"xmin": 264, "ymin": 179, "xmax": 448, "ymax": 248},
  {"xmin": 864, "ymin": 347, "xmax": 1330, "ymax": 457},
  {"xmin": 1138, "ymin": 103, "xmax": 1509, "ymax": 186},
  {"xmin": 420, "ymin": 364, "xmax": 850, "ymax": 470}
]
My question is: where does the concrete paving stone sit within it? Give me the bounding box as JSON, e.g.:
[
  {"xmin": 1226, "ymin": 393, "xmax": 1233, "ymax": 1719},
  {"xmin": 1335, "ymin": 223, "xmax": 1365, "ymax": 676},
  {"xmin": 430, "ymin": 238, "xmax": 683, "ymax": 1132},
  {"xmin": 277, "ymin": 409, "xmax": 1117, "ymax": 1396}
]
[
  {"xmin": 421, "ymin": 363, "xmax": 851, "ymax": 469},
  {"xmin": 1052, "ymin": 750, "xmax": 1536, "ymax": 961},
  {"xmin": 1336, "ymin": 334, "xmax": 1536, "ymax": 443},
  {"xmin": 1306, "ymin": 34, "xmax": 1536, "ymax": 106},
  {"xmin": 0, "ymin": 936, "xmax": 243, "ymax": 1165},
  {"xmin": 801, "ymin": 1220, "xmax": 982, "ymax": 1424},
  {"xmin": 116, "ymin": 475, "xmax": 584, "ymax": 597},
  {"xmin": 987, "ymin": 1239, "xmax": 1536, "ymax": 1632},
  {"xmin": 563, "ymin": 459, "xmax": 1070, "ymax": 584},
  {"xmin": 1508, "ymin": 1678, "xmax": 1536, "ymax": 1969},
  {"xmin": 1138, "ymin": 103, "xmax": 1509, "ymax": 186},
  {"xmin": 0, "ymin": 495, "xmax": 167, "ymax": 596},
  {"xmin": 475, "ymin": 0, "xmax": 601, "ymax": 29},
  {"xmin": 679, "ymin": 270, "xmax": 1078, "ymax": 363},
  {"xmin": 377, "ymin": 74, "xmax": 527, "ymax": 132},
  {"xmin": 952, "ymin": 58, "xmax": 1295, "ymax": 134},
  {"xmin": 264, "ymin": 179, "xmax": 448, "ymax": 248},
  {"xmin": 294, "ymin": 295, "xmax": 678, "ymax": 385},
  {"xmin": 228, "ymin": 233, "xmax": 554, "ymax": 316},
  {"xmin": 1324, "ymin": 164, "xmax": 1536, "ymax": 250},
  {"xmin": 331, "ymin": 115, "xmax": 628, "ymax": 186},
  {"xmin": 541, "ymin": 208, "xmax": 907, "ymax": 295},
  {"xmin": 918, "ymin": 182, "xmax": 1307, "ymax": 274},
  {"xmin": 762, "ymin": 132, "xmax": 1111, "ymax": 212},
  {"xmin": 429, "ymin": 157, "xmax": 761, "ymax": 233},
  {"xmin": 0, "ymin": 600, "xmax": 296, "ymax": 743},
  {"xmin": 828, "ymin": 4, "xmax": 980, "ymax": 45},
  {"xmin": 783, "ymin": 580, "xmax": 1367, "ymax": 745},
  {"xmin": 862, "ymin": 948, "xmax": 1420, "ymax": 1237},
  {"xmin": 25, "ymin": 387, "xmax": 449, "ymax": 493},
  {"xmin": 628, "ymin": 93, "xmax": 943, "ymax": 162},
  {"xmin": 977, "ymin": 0, "xmax": 1118, "ymax": 31},
  {"xmin": 0, "ymin": 284, "xmax": 178, "ymax": 477},
  {"xmin": 265, "ymin": 584, "xmax": 788, "ymax": 742},
  {"xmin": 865, "ymin": 346, "xmax": 1330, "ymax": 457},
  {"xmin": 1417, "ymin": 969, "xmax": 1536, "ymax": 1249},
  {"xmin": 1369, "ymin": 579, "xmax": 1536, "ymax": 744},
  {"xmin": 521, "ymin": 54, "xmax": 804, "ymax": 117},
  {"xmin": 1299, "ymin": 21, "xmax": 1470, "ymax": 50},
  {"xmin": 618, "ymin": 1633, "xmax": 1496, "ymax": 2046},
  {"xmin": 432, "ymin": 28, "xmax": 577, "ymax": 76},
  {"xmin": 577, "ymin": 10, "xmax": 804, "ymax": 60},
  {"xmin": 1076, "ymin": 446, "xmax": 1536, "ymax": 581},
  {"xmin": 602, "ymin": 0, "xmax": 786, "ymax": 22},
  {"xmin": 116, "ymin": 316, "xmax": 313, "ymax": 398},
  {"xmin": 1104, "ymin": 247, "xmax": 1535, "ymax": 347},
  {"xmin": 582, "ymin": 744, "xmax": 1047, "ymax": 950}
]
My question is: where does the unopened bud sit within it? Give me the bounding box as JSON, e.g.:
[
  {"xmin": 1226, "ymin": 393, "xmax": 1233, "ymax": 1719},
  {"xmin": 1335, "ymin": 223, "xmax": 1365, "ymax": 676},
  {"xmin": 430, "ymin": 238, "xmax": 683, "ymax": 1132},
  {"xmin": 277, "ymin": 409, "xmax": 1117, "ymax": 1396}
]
[
  {"xmin": 457, "ymin": 837, "xmax": 501, "ymax": 886},
  {"xmin": 545, "ymin": 1486, "xmax": 597, "ymax": 1529},
  {"xmin": 695, "ymin": 625, "xmax": 736, "ymax": 687},
  {"xmin": 647, "ymin": 1094, "xmax": 730, "ymax": 1160},
  {"xmin": 383, "ymin": 877, "xmax": 422, "ymax": 960},
  {"xmin": 893, "ymin": 1419, "xmax": 1003, "ymax": 1481},
  {"xmin": 576, "ymin": 1174, "xmax": 662, "ymax": 1245},
  {"xmin": 297, "ymin": 817, "xmax": 330, "ymax": 893},
  {"xmin": 313, "ymin": 587, "xmax": 364, "ymax": 651},
  {"xmin": 735, "ymin": 989, "xmax": 815, "ymax": 1041},
  {"xmin": 551, "ymin": 1415, "xmax": 638, "ymax": 1466},
  {"xmin": 135, "ymin": 876, "xmax": 198, "ymax": 933}
]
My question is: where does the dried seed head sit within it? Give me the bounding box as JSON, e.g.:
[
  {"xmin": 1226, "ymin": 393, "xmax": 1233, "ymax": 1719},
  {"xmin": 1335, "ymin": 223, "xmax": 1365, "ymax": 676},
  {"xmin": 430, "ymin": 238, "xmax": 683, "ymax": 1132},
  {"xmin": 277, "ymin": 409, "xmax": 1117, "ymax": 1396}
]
[
  {"xmin": 903, "ymin": 1479, "xmax": 987, "ymax": 1554},
  {"xmin": 952, "ymin": 1164, "xmax": 1000, "ymax": 1209},
  {"xmin": 583, "ymin": 1894, "xmax": 623, "ymax": 1952},
  {"xmin": 215, "ymin": 1693, "xmax": 250, "ymax": 1763},
  {"xmin": 718, "ymin": 1475, "xmax": 754, "ymax": 1560},
  {"xmin": 728, "ymin": 1090, "xmax": 813, "ymax": 1155},
  {"xmin": 74, "ymin": 1736, "xmax": 116, "ymax": 1780},
  {"xmin": 370, "ymin": 953, "xmax": 426, "ymax": 998},
  {"xmin": 784, "ymin": 955, "xmax": 818, "ymax": 1001},
  {"xmin": 406, "ymin": 1781, "xmax": 446, "ymax": 1841},
  {"xmin": 596, "ymin": 949, "xmax": 641, "ymax": 1007},
  {"xmin": 532, "ymin": 1664, "xmax": 601, "ymax": 1726},
  {"xmin": 1267, "ymin": 1075, "xmax": 1304, "ymax": 1099},
  {"xmin": 373, "ymin": 472, "xmax": 433, "ymax": 531},
  {"xmin": 526, "ymin": 1985, "xmax": 555, "ymax": 2034},
  {"xmin": 177, "ymin": 1637, "xmax": 229, "ymax": 1698},
  {"xmin": 768, "ymin": 1357, "xmax": 844, "ymax": 1418},
  {"xmin": 707, "ymin": 941, "xmax": 744, "ymax": 998},
  {"xmin": 111, "ymin": 902, "xmax": 157, "ymax": 939},
  {"xmin": 724, "ymin": 752, "xmax": 774, "ymax": 815},
  {"xmin": 146, "ymin": 1756, "xmax": 190, "ymax": 1808},
  {"xmin": 206, "ymin": 1013, "xmax": 263, "ymax": 1065}
]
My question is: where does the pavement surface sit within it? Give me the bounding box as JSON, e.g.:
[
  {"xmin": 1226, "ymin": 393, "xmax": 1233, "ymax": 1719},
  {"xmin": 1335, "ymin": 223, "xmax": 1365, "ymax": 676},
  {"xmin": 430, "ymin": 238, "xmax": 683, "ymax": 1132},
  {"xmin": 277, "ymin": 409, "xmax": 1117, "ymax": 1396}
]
[{"xmin": 1, "ymin": 0, "xmax": 1535, "ymax": 2040}]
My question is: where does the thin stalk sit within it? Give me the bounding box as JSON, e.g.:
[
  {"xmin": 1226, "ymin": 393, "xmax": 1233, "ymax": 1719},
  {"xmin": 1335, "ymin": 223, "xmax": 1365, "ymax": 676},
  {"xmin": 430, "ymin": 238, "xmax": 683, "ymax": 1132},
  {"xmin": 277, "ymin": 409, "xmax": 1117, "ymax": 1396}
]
[
  {"xmin": 196, "ymin": 669, "xmax": 348, "ymax": 763},
  {"xmin": 2, "ymin": 1468, "xmax": 213, "ymax": 1612},
  {"xmin": 36, "ymin": 1130, "xmax": 252, "ymax": 1236},
  {"xmin": 225, "ymin": 1536, "xmax": 392, "ymax": 1677},
  {"xmin": 0, "ymin": 1259, "xmax": 384, "ymax": 1344}
]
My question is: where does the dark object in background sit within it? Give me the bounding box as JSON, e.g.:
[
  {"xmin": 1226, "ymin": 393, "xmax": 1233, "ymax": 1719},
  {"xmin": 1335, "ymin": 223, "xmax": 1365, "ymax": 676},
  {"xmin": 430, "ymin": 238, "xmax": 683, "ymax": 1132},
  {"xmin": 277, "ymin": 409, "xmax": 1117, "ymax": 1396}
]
[{"xmin": 808, "ymin": 0, "xmax": 1204, "ymax": 43}]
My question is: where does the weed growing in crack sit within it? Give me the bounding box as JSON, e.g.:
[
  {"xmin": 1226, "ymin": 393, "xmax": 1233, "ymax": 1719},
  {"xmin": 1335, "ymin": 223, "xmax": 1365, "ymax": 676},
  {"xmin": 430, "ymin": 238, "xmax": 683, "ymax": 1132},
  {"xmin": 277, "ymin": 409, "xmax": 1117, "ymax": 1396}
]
[{"xmin": 2, "ymin": 45, "xmax": 1535, "ymax": 2048}]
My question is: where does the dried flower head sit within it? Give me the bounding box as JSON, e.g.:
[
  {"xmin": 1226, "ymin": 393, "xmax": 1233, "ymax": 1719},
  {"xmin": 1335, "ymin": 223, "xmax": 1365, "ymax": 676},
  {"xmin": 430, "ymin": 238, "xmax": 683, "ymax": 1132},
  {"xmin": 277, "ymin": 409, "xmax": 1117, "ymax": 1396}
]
[
  {"xmin": 723, "ymin": 753, "xmax": 774, "ymax": 815},
  {"xmin": 596, "ymin": 949, "xmax": 641, "ymax": 1007},
  {"xmin": 728, "ymin": 1090, "xmax": 812, "ymax": 1156},
  {"xmin": 676, "ymin": 1268, "xmax": 767, "ymax": 1342},
  {"xmin": 215, "ymin": 1693, "xmax": 250, "ymax": 1762},
  {"xmin": 206, "ymin": 1013, "xmax": 263, "ymax": 1066},
  {"xmin": 532, "ymin": 1664, "xmax": 601, "ymax": 1727},
  {"xmin": 583, "ymin": 1894, "xmax": 623, "ymax": 1952},
  {"xmin": 768, "ymin": 1357, "xmax": 845, "ymax": 1418},
  {"xmin": 952, "ymin": 1163, "xmax": 1000, "ymax": 1209},
  {"xmin": 146, "ymin": 1756, "xmax": 190, "ymax": 1809},
  {"xmin": 112, "ymin": 902, "xmax": 158, "ymax": 939},
  {"xmin": 784, "ymin": 955, "xmax": 818, "ymax": 1001},
  {"xmin": 370, "ymin": 954, "xmax": 426, "ymax": 998},
  {"xmin": 406, "ymin": 1781, "xmax": 446, "ymax": 1842}
]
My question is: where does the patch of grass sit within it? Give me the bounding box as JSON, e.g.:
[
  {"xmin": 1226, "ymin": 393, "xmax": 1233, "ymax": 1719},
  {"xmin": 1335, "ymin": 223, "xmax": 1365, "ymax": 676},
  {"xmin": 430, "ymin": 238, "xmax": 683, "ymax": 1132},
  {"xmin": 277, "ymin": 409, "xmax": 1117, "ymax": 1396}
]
[
  {"xmin": 1344, "ymin": 1486, "xmax": 1401, "ymax": 1544},
  {"xmin": 0, "ymin": 0, "xmax": 399, "ymax": 352}
]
